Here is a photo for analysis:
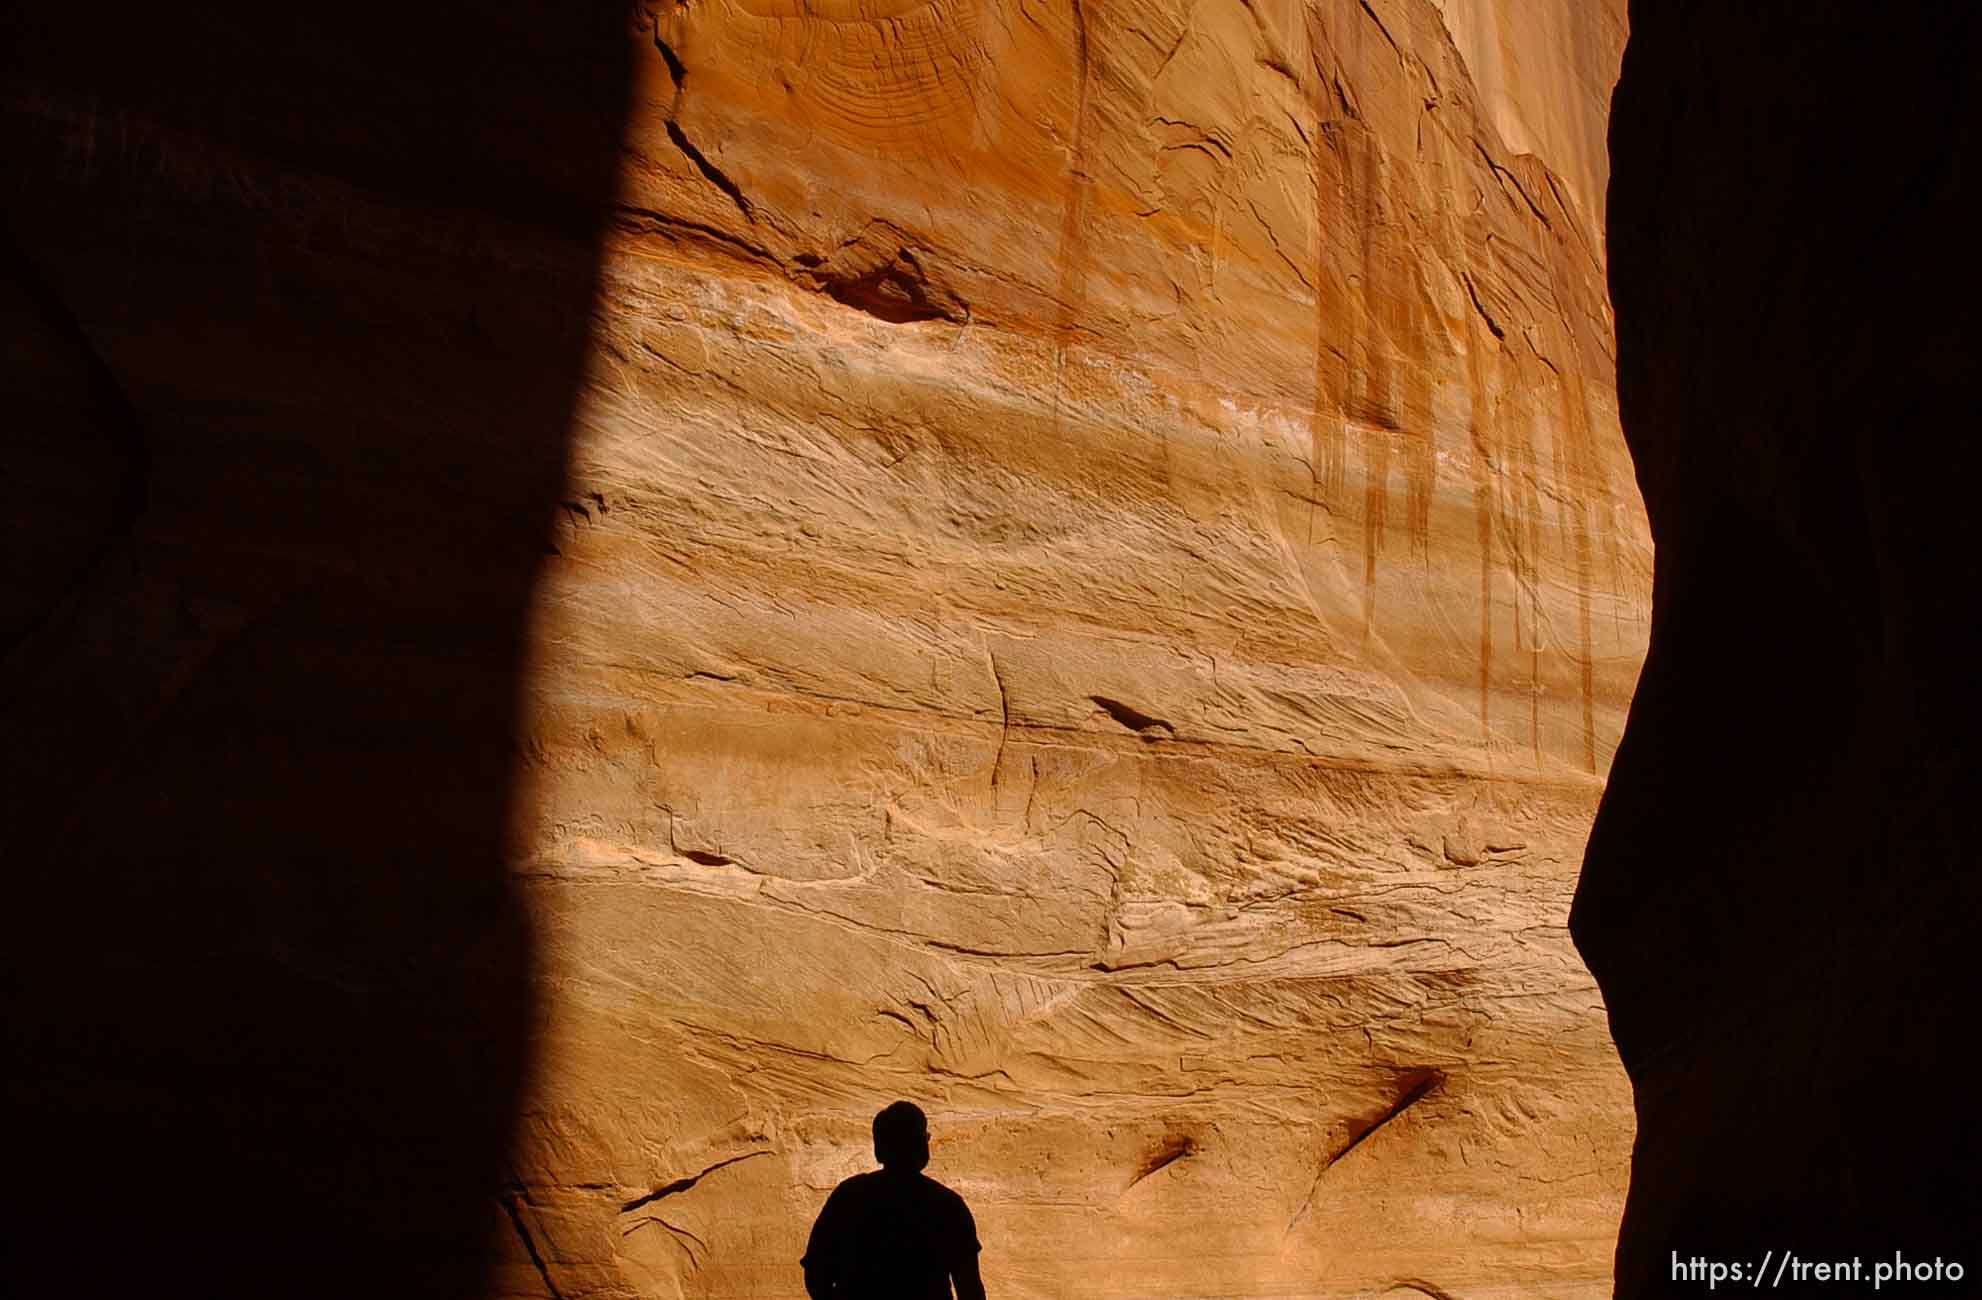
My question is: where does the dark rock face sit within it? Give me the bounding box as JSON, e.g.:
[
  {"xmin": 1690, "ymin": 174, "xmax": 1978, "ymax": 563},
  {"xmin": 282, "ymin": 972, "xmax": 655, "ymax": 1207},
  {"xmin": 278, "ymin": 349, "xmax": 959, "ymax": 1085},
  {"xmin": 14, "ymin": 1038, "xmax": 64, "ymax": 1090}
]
[
  {"xmin": 1, "ymin": 5, "xmax": 631, "ymax": 1295},
  {"xmin": 1579, "ymin": 2, "xmax": 1982, "ymax": 1292}
]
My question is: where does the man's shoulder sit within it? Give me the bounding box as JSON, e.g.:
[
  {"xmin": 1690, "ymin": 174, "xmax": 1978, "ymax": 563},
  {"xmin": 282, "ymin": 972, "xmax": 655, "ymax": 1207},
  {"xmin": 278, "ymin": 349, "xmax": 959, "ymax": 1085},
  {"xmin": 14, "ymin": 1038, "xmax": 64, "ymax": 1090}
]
[
  {"xmin": 826, "ymin": 1170, "xmax": 886, "ymax": 1200},
  {"xmin": 914, "ymin": 1175, "xmax": 980, "ymax": 1254},
  {"xmin": 911, "ymin": 1173, "xmax": 975, "ymax": 1218},
  {"xmin": 911, "ymin": 1173, "xmax": 966, "ymax": 1202},
  {"xmin": 828, "ymin": 1169, "xmax": 972, "ymax": 1217}
]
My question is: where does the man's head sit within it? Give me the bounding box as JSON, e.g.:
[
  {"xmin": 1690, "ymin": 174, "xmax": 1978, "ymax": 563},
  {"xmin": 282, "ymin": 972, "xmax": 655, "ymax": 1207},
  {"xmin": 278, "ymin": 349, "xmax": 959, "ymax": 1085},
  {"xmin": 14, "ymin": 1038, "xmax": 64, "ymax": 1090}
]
[{"xmin": 872, "ymin": 1101, "xmax": 930, "ymax": 1171}]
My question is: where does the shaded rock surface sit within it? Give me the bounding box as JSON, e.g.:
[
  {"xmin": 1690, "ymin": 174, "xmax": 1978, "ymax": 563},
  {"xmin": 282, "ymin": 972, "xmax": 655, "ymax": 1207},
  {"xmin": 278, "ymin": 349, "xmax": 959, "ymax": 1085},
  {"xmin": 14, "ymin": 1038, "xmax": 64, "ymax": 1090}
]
[
  {"xmin": 1, "ymin": 4, "xmax": 634, "ymax": 1296},
  {"xmin": 3, "ymin": 1, "xmax": 1646, "ymax": 1297},
  {"xmin": 1580, "ymin": 2, "xmax": 1982, "ymax": 1294}
]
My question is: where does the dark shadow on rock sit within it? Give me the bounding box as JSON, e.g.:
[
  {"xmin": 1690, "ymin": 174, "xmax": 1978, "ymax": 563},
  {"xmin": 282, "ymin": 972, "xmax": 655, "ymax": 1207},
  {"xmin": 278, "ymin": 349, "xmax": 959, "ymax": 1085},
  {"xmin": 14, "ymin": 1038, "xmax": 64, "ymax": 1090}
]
[
  {"xmin": 1579, "ymin": 3, "xmax": 1982, "ymax": 1294},
  {"xmin": 1, "ymin": 5, "xmax": 632, "ymax": 1294}
]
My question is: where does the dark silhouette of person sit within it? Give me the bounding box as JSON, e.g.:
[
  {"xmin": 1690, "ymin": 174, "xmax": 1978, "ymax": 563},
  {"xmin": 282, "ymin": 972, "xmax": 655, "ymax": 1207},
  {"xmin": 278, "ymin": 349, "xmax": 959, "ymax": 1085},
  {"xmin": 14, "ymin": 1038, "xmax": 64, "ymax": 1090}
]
[{"xmin": 802, "ymin": 1101, "xmax": 987, "ymax": 1300}]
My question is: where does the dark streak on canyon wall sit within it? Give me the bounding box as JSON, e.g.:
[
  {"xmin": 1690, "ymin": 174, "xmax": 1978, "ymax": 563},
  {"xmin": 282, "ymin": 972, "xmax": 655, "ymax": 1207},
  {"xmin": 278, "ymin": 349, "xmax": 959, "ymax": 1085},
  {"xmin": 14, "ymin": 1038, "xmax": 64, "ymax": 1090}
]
[
  {"xmin": 1, "ymin": 4, "xmax": 632, "ymax": 1295},
  {"xmin": 1577, "ymin": 2, "xmax": 1982, "ymax": 1292}
]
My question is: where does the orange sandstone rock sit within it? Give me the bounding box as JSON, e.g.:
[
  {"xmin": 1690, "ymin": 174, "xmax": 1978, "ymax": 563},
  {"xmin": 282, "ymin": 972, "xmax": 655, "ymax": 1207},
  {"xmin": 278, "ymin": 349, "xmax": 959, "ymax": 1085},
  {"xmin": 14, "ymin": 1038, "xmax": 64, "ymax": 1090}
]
[
  {"xmin": 0, "ymin": 1, "xmax": 1641, "ymax": 1295},
  {"xmin": 508, "ymin": 2, "xmax": 1645, "ymax": 1296}
]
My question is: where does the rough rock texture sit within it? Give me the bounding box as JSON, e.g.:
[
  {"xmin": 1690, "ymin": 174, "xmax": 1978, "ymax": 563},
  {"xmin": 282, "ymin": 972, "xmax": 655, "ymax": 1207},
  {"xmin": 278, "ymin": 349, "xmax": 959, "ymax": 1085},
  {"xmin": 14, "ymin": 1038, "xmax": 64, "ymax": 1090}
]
[
  {"xmin": 1580, "ymin": 3, "xmax": 1982, "ymax": 1294},
  {"xmin": 3, "ymin": 2, "xmax": 1646, "ymax": 1297},
  {"xmin": 512, "ymin": 2, "xmax": 1645, "ymax": 1297}
]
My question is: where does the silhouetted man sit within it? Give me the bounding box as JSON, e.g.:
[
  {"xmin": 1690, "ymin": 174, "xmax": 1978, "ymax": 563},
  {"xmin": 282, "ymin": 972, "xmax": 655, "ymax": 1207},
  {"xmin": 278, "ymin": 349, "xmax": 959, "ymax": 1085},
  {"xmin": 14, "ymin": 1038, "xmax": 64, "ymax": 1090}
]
[{"xmin": 802, "ymin": 1102, "xmax": 986, "ymax": 1300}]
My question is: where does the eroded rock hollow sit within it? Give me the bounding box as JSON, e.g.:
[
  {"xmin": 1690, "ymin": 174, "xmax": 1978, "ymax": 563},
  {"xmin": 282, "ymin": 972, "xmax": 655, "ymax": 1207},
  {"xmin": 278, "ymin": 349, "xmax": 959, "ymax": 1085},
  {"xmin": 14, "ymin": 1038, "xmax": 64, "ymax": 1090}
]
[{"xmin": 5, "ymin": 2, "xmax": 1650, "ymax": 1296}]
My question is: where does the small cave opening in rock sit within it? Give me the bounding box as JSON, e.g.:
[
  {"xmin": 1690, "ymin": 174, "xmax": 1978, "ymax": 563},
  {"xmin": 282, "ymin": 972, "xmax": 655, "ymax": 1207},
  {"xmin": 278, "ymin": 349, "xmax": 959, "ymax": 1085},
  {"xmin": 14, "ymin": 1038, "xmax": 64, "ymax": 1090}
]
[{"xmin": 821, "ymin": 256, "xmax": 966, "ymax": 325}]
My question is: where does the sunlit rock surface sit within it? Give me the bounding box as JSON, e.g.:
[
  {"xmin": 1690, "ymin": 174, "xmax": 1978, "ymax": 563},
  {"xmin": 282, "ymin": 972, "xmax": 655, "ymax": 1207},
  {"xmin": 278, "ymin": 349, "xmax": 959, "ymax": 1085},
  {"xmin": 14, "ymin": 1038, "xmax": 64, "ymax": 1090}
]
[
  {"xmin": 508, "ymin": 2, "xmax": 1647, "ymax": 1296},
  {"xmin": 2, "ymin": 0, "xmax": 1641, "ymax": 1293}
]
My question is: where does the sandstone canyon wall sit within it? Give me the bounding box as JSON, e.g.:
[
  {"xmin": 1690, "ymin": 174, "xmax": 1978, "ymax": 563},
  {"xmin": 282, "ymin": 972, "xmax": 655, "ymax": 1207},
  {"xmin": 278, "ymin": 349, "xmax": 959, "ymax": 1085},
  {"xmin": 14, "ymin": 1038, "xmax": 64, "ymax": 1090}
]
[
  {"xmin": 4, "ymin": 5, "xmax": 636, "ymax": 1297},
  {"xmin": 1581, "ymin": 3, "xmax": 1982, "ymax": 1294},
  {"xmin": 3, "ymin": 2, "xmax": 1647, "ymax": 1297},
  {"xmin": 514, "ymin": 2, "xmax": 1646, "ymax": 1296}
]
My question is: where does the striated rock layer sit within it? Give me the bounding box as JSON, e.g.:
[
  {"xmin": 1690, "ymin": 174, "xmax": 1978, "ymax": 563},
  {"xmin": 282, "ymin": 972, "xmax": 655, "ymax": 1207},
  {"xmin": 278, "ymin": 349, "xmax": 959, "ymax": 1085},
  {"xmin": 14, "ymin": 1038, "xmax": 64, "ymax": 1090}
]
[
  {"xmin": 513, "ymin": 2, "xmax": 1645, "ymax": 1297},
  {"xmin": 3, "ymin": 1, "xmax": 1646, "ymax": 1297},
  {"xmin": 1581, "ymin": 3, "xmax": 1982, "ymax": 1294}
]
